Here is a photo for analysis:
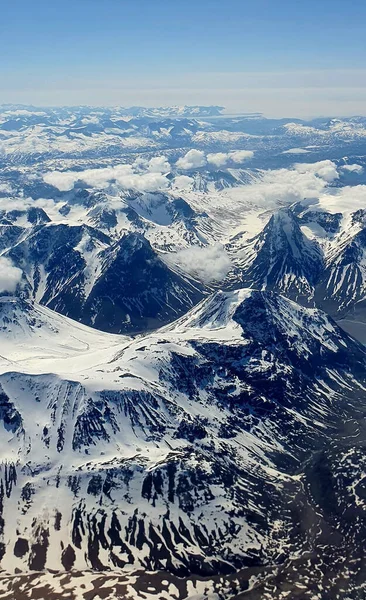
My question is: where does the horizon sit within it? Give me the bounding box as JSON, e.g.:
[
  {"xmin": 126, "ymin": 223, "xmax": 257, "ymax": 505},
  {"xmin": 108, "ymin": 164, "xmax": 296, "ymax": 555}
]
[{"xmin": 2, "ymin": 101, "xmax": 366, "ymax": 122}]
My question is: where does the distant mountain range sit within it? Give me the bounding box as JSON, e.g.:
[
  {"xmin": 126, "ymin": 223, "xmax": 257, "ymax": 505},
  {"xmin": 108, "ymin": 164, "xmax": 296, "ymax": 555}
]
[
  {"xmin": 1, "ymin": 105, "xmax": 366, "ymax": 167},
  {"xmin": 0, "ymin": 104, "xmax": 226, "ymax": 118}
]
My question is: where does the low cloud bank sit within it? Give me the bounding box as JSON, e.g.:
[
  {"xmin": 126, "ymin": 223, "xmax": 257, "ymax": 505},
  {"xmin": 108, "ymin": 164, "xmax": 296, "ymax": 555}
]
[
  {"xmin": 43, "ymin": 148, "xmax": 257, "ymax": 192},
  {"xmin": 173, "ymin": 244, "xmax": 232, "ymax": 283},
  {"xmin": 206, "ymin": 150, "xmax": 254, "ymax": 167},
  {"xmin": 178, "ymin": 149, "xmax": 255, "ymax": 169},
  {"xmin": 44, "ymin": 163, "xmax": 170, "ymax": 192},
  {"xmin": 147, "ymin": 156, "xmax": 170, "ymax": 173},
  {"xmin": 0, "ymin": 257, "xmax": 23, "ymax": 293},
  {"xmin": 172, "ymin": 175, "xmax": 194, "ymax": 189},
  {"xmin": 41, "ymin": 154, "xmax": 344, "ymax": 210},
  {"xmin": 176, "ymin": 150, "xmax": 207, "ymax": 170},
  {"xmin": 294, "ymin": 160, "xmax": 339, "ymax": 183}
]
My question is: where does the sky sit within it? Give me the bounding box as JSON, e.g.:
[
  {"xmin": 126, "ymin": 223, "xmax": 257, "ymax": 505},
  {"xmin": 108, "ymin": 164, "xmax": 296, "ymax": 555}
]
[{"xmin": 1, "ymin": 0, "xmax": 366, "ymax": 117}]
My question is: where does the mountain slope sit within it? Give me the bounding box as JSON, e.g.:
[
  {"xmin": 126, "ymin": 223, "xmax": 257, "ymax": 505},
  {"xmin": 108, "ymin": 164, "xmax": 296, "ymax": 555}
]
[
  {"xmin": 314, "ymin": 217, "xmax": 366, "ymax": 321},
  {"xmin": 226, "ymin": 200, "xmax": 366, "ymax": 338},
  {"xmin": 0, "ymin": 290, "xmax": 365, "ymax": 597},
  {"xmin": 230, "ymin": 208, "xmax": 323, "ymax": 303},
  {"xmin": 6, "ymin": 225, "xmax": 204, "ymax": 333},
  {"xmin": 0, "ymin": 296, "xmax": 122, "ymax": 367}
]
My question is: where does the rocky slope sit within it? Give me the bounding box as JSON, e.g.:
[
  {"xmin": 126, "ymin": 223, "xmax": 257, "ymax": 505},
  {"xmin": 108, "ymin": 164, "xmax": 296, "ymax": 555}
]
[
  {"xmin": 0, "ymin": 290, "xmax": 365, "ymax": 599},
  {"xmin": 5, "ymin": 224, "xmax": 204, "ymax": 333},
  {"xmin": 229, "ymin": 198, "xmax": 366, "ymax": 334}
]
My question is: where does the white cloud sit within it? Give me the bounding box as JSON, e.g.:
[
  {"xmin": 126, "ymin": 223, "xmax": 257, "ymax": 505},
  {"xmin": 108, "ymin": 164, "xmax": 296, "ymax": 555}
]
[
  {"xmin": 148, "ymin": 156, "xmax": 170, "ymax": 173},
  {"xmin": 176, "ymin": 149, "xmax": 206, "ymax": 170},
  {"xmin": 133, "ymin": 157, "xmax": 149, "ymax": 171},
  {"xmin": 172, "ymin": 244, "xmax": 232, "ymax": 283},
  {"xmin": 0, "ymin": 197, "xmax": 59, "ymax": 222},
  {"xmin": 222, "ymin": 161, "xmax": 342, "ymax": 222},
  {"xmin": 317, "ymin": 183, "xmax": 366, "ymax": 216},
  {"xmin": 229, "ymin": 150, "xmax": 254, "ymax": 163},
  {"xmin": 44, "ymin": 171, "xmax": 78, "ymax": 192},
  {"xmin": 172, "ymin": 175, "xmax": 194, "ymax": 189},
  {"xmin": 0, "ymin": 182, "xmax": 13, "ymax": 194},
  {"xmin": 43, "ymin": 164, "xmax": 170, "ymax": 193},
  {"xmin": 342, "ymin": 164, "xmax": 364, "ymax": 174},
  {"xmin": 294, "ymin": 160, "xmax": 339, "ymax": 183},
  {"xmin": 207, "ymin": 150, "xmax": 254, "ymax": 167},
  {"xmin": 282, "ymin": 148, "xmax": 311, "ymax": 154},
  {"xmin": 207, "ymin": 152, "xmax": 230, "ymax": 167},
  {"xmin": 0, "ymin": 257, "xmax": 23, "ymax": 293}
]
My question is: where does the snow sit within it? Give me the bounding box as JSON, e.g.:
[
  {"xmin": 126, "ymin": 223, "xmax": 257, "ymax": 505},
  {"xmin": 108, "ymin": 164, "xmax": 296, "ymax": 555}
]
[
  {"xmin": 192, "ymin": 130, "xmax": 258, "ymax": 144},
  {"xmin": 0, "ymin": 281, "xmax": 364, "ymax": 594},
  {"xmin": 0, "ymin": 297, "xmax": 123, "ymax": 369},
  {"xmin": 283, "ymin": 120, "xmax": 366, "ymax": 140}
]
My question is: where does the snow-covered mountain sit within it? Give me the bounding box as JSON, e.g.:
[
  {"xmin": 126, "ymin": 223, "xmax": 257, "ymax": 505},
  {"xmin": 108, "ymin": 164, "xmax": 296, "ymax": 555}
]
[
  {"xmin": 0, "ymin": 290, "xmax": 366, "ymax": 599},
  {"xmin": 230, "ymin": 207, "xmax": 324, "ymax": 303},
  {"xmin": 1, "ymin": 133, "xmax": 366, "ymax": 336},
  {"xmin": 4, "ymin": 224, "xmax": 204, "ymax": 333},
  {"xmin": 1, "ymin": 105, "xmax": 366, "ymax": 167},
  {"xmin": 227, "ymin": 189, "xmax": 366, "ymax": 335},
  {"xmin": 1, "ymin": 105, "xmax": 366, "ymax": 599}
]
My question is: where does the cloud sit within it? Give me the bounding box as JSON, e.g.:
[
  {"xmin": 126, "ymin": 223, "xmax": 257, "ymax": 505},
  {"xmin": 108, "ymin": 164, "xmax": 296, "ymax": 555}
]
[
  {"xmin": 0, "ymin": 196, "xmax": 59, "ymax": 219},
  {"xmin": 133, "ymin": 157, "xmax": 149, "ymax": 171},
  {"xmin": 207, "ymin": 152, "xmax": 230, "ymax": 167},
  {"xmin": 0, "ymin": 182, "xmax": 14, "ymax": 194},
  {"xmin": 148, "ymin": 156, "xmax": 170, "ymax": 173},
  {"xmin": 41, "ymin": 148, "xmax": 252, "ymax": 196},
  {"xmin": 342, "ymin": 164, "xmax": 364, "ymax": 173},
  {"xmin": 176, "ymin": 149, "xmax": 206, "ymax": 170},
  {"xmin": 0, "ymin": 257, "xmax": 23, "ymax": 293},
  {"xmin": 294, "ymin": 160, "xmax": 339, "ymax": 183},
  {"xmin": 43, "ymin": 164, "xmax": 170, "ymax": 193},
  {"xmin": 207, "ymin": 150, "xmax": 254, "ymax": 167},
  {"xmin": 172, "ymin": 244, "xmax": 232, "ymax": 283},
  {"xmin": 172, "ymin": 175, "xmax": 194, "ymax": 189},
  {"xmin": 317, "ymin": 183, "xmax": 366, "ymax": 216},
  {"xmin": 44, "ymin": 171, "xmax": 78, "ymax": 192},
  {"xmin": 230, "ymin": 150, "xmax": 254, "ymax": 163},
  {"xmin": 282, "ymin": 148, "xmax": 311, "ymax": 155},
  {"xmin": 221, "ymin": 161, "xmax": 342, "ymax": 225}
]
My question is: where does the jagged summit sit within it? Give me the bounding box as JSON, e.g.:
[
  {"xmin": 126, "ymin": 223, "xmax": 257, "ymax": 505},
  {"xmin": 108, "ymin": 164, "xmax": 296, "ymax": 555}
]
[
  {"xmin": 235, "ymin": 208, "xmax": 323, "ymax": 302},
  {"xmin": 168, "ymin": 287, "xmax": 363, "ymax": 369},
  {"xmin": 167, "ymin": 288, "xmax": 252, "ymax": 333}
]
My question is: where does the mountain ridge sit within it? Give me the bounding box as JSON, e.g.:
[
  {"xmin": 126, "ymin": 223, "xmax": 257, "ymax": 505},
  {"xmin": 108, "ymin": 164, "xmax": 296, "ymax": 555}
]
[{"xmin": 0, "ymin": 289, "xmax": 365, "ymax": 595}]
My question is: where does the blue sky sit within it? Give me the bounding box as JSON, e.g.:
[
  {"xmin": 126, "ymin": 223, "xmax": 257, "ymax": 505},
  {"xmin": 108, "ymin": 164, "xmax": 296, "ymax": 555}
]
[{"xmin": 1, "ymin": 0, "xmax": 366, "ymax": 116}]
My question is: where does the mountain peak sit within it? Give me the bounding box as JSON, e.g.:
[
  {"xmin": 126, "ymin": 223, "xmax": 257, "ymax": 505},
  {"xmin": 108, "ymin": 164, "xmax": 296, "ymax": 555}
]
[{"xmin": 237, "ymin": 208, "xmax": 323, "ymax": 302}]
